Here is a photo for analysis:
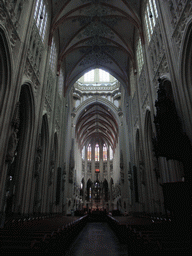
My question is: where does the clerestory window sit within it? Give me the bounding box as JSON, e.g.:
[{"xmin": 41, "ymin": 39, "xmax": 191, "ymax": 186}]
[
  {"xmin": 49, "ymin": 38, "xmax": 57, "ymax": 72},
  {"xmin": 82, "ymin": 146, "xmax": 85, "ymax": 160},
  {"xmin": 87, "ymin": 144, "xmax": 92, "ymax": 161},
  {"xmin": 136, "ymin": 38, "xmax": 144, "ymax": 76},
  {"xmin": 95, "ymin": 143, "xmax": 99, "ymax": 162},
  {"xmin": 58, "ymin": 69, "xmax": 64, "ymax": 96},
  {"xmin": 34, "ymin": 0, "xmax": 48, "ymax": 41},
  {"xmin": 109, "ymin": 146, "xmax": 113, "ymax": 160},
  {"xmin": 103, "ymin": 144, "xmax": 107, "ymax": 161},
  {"xmin": 144, "ymin": 0, "xmax": 158, "ymax": 43}
]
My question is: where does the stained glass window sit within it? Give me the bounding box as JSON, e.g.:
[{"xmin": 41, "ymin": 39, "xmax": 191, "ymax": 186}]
[
  {"xmin": 87, "ymin": 144, "xmax": 91, "ymax": 161},
  {"xmin": 95, "ymin": 143, "xmax": 99, "ymax": 162},
  {"xmin": 109, "ymin": 146, "xmax": 113, "ymax": 160},
  {"xmin": 144, "ymin": 0, "xmax": 158, "ymax": 44},
  {"xmin": 34, "ymin": 0, "xmax": 48, "ymax": 41},
  {"xmin": 103, "ymin": 144, "xmax": 107, "ymax": 161}
]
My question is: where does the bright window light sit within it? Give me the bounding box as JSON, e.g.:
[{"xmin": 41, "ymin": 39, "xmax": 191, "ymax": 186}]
[
  {"xmin": 109, "ymin": 146, "xmax": 113, "ymax": 160},
  {"xmin": 84, "ymin": 70, "xmax": 94, "ymax": 82},
  {"xmin": 49, "ymin": 38, "xmax": 57, "ymax": 72},
  {"xmin": 103, "ymin": 144, "xmax": 107, "ymax": 161},
  {"xmin": 136, "ymin": 38, "xmax": 144, "ymax": 75},
  {"xmin": 82, "ymin": 146, "xmax": 85, "ymax": 160},
  {"xmin": 144, "ymin": 0, "xmax": 158, "ymax": 44},
  {"xmin": 34, "ymin": 0, "xmax": 48, "ymax": 41},
  {"xmin": 87, "ymin": 144, "xmax": 92, "ymax": 161},
  {"xmin": 95, "ymin": 143, "xmax": 100, "ymax": 162},
  {"xmin": 99, "ymin": 69, "xmax": 110, "ymax": 82}
]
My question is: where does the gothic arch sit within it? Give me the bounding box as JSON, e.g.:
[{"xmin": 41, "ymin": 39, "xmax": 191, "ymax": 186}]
[
  {"xmin": 74, "ymin": 96, "xmax": 121, "ymax": 127},
  {"xmin": 33, "ymin": 114, "xmax": 49, "ymax": 213},
  {"xmin": 135, "ymin": 129, "xmax": 147, "ymax": 212},
  {"xmin": 49, "ymin": 132, "xmax": 59, "ymax": 211},
  {"xmin": 40, "ymin": 114, "xmax": 49, "ymax": 211},
  {"xmin": 0, "ymin": 27, "xmax": 12, "ymax": 133},
  {"xmin": 5, "ymin": 83, "xmax": 35, "ymax": 214},
  {"xmin": 179, "ymin": 18, "xmax": 192, "ymax": 139}
]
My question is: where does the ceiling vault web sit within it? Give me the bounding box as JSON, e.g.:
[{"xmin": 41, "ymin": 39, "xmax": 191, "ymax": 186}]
[{"xmin": 50, "ymin": 0, "xmax": 142, "ymax": 94}]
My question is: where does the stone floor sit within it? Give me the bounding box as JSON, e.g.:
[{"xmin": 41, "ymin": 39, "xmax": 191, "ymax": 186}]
[{"xmin": 65, "ymin": 222, "xmax": 128, "ymax": 256}]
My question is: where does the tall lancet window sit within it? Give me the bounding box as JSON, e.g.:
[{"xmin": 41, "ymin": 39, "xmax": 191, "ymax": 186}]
[
  {"xmin": 136, "ymin": 37, "xmax": 144, "ymax": 75},
  {"xmin": 34, "ymin": 0, "xmax": 48, "ymax": 41},
  {"xmin": 109, "ymin": 146, "xmax": 113, "ymax": 160},
  {"xmin": 58, "ymin": 69, "xmax": 64, "ymax": 97},
  {"xmin": 82, "ymin": 146, "xmax": 85, "ymax": 160},
  {"xmin": 144, "ymin": 0, "xmax": 158, "ymax": 43},
  {"xmin": 95, "ymin": 143, "xmax": 100, "ymax": 162},
  {"xmin": 87, "ymin": 144, "xmax": 91, "ymax": 161},
  {"xmin": 49, "ymin": 38, "xmax": 57, "ymax": 72},
  {"xmin": 103, "ymin": 144, "xmax": 107, "ymax": 161}
]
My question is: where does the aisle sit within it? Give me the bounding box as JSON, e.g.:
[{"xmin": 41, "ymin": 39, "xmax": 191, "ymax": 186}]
[{"xmin": 65, "ymin": 222, "xmax": 128, "ymax": 256}]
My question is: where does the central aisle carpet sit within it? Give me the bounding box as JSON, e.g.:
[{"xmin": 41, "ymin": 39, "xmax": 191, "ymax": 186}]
[{"xmin": 65, "ymin": 222, "xmax": 128, "ymax": 256}]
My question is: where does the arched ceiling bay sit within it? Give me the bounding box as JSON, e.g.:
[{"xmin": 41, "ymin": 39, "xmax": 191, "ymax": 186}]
[
  {"xmin": 50, "ymin": 0, "xmax": 142, "ymax": 94},
  {"xmin": 75, "ymin": 103, "xmax": 119, "ymax": 150}
]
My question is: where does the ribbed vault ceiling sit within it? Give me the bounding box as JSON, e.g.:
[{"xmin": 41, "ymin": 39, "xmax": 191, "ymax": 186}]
[
  {"xmin": 75, "ymin": 103, "xmax": 119, "ymax": 149},
  {"xmin": 50, "ymin": 0, "xmax": 142, "ymax": 94},
  {"xmin": 50, "ymin": 0, "xmax": 142, "ymax": 148}
]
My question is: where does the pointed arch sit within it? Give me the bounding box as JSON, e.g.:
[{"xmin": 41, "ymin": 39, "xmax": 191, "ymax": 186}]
[
  {"xmin": 179, "ymin": 18, "xmax": 192, "ymax": 140},
  {"xmin": 5, "ymin": 83, "xmax": 35, "ymax": 214},
  {"xmin": 33, "ymin": 114, "xmax": 49, "ymax": 213},
  {"xmin": 0, "ymin": 27, "xmax": 12, "ymax": 133}
]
